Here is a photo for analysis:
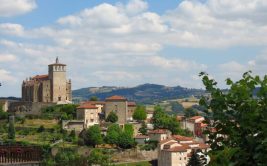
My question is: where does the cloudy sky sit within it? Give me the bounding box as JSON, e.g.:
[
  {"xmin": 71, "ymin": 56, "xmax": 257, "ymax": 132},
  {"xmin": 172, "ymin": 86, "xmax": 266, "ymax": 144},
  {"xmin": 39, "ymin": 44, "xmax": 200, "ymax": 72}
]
[{"xmin": 0, "ymin": 0, "xmax": 267, "ymax": 97}]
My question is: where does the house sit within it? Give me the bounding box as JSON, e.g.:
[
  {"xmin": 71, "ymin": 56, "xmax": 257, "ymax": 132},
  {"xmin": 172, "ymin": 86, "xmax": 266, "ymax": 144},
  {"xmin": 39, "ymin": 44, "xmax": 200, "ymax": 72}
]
[
  {"xmin": 148, "ymin": 129, "xmax": 171, "ymax": 142},
  {"xmin": 76, "ymin": 102, "xmax": 101, "ymax": 128},
  {"xmin": 158, "ymin": 135, "xmax": 210, "ymax": 166},
  {"xmin": 105, "ymin": 95, "xmax": 136, "ymax": 124}
]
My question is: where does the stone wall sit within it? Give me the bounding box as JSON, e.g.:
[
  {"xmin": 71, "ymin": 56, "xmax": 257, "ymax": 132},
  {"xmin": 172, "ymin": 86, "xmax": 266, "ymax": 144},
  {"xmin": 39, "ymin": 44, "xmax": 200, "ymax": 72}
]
[{"xmin": 9, "ymin": 102, "xmax": 55, "ymax": 116}]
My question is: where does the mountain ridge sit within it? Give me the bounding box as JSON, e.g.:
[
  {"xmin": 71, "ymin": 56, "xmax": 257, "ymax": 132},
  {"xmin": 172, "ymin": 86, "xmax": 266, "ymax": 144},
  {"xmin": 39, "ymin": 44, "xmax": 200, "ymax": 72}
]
[{"xmin": 72, "ymin": 83, "xmax": 205, "ymax": 104}]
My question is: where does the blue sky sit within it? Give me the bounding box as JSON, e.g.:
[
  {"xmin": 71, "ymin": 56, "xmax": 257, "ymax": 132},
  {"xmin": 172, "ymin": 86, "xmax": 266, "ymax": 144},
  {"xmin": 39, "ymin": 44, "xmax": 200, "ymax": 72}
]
[{"xmin": 0, "ymin": 0, "xmax": 267, "ymax": 97}]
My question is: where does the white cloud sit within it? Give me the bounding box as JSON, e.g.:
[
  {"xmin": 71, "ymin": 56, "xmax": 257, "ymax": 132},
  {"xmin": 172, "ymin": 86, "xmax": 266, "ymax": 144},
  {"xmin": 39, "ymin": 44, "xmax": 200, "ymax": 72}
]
[
  {"xmin": 0, "ymin": 69, "xmax": 16, "ymax": 81},
  {"xmin": 1, "ymin": 0, "xmax": 267, "ymax": 96},
  {"xmin": 0, "ymin": 23, "xmax": 24, "ymax": 36},
  {"xmin": 0, "ymin": 0, "xmax": 37, "ymax": 17},
  {"xmin": 0, "ymin": 53, "xmax": 17, "ymax": 62}
]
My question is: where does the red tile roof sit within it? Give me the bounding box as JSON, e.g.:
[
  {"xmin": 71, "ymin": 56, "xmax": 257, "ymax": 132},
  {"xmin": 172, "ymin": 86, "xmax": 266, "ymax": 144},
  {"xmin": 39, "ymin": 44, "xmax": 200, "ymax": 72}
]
[
  {"xmin": 105, "ymin": 95, "xmax": 127, "ymax": 101},
  {"xmin": 77, "ymin": 103, "xmax": 98, "ymax": 109},
  {"xmin": 32, "ymin": 74, "xmax": 49, "ymax": 80},
  {"xmin": 148, "ymin": 129, "xmax": 168, "ymax": 134},
  {"xmin": 159, "ymin": 138, "xmax": 176, "ymax": 145},
  {"xmin": 82, "ymin": 101, "xmax": 106, "ymax": 105},
  {"xmin": 189, "ymin": 116, "xmax": 203, "ymax": 120},
  {"xmin": 165, "ymin": 146, "xmax": 187, "ymax": 152},
  {"xmin": 135, "ymin": 135, "xmax": 149, "ymax": 139},
  {"xmin": 173, "ymin": 135, "xmax": 194, "ymax": 141},
  {"xmin": 128, "ymin": 102, "xmax": 136, "ymax": 107}
]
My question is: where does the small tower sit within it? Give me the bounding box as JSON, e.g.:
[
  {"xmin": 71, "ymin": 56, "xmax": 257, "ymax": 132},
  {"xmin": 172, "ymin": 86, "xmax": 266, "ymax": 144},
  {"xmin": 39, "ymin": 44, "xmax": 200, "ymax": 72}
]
[{"xmin": 48, "ymin": 57, "xmax": 67, "ymax": 103}]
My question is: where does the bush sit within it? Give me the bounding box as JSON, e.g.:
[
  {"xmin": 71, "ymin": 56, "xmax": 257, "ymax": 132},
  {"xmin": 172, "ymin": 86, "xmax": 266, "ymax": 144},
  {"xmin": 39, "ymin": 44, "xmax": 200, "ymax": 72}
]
[
  {"xmin": 106, "ymin": 111, "xmax": 118, "ymax": 123},
  {"xmin": 37, "ymin": 125, "xmax": 45, "ymax": 133}
]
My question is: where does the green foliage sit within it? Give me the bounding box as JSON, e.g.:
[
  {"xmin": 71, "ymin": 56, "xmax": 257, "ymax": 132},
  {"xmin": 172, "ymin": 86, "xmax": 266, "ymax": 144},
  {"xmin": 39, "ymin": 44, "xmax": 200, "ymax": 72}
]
[
  {"xmin": 84, "ymin": 125, "xmax": 103, "ymax": 147},
  {"xmin": 133, "ymin": 105, "xmax": 147, "ymax": 121},
  {"xmin": 8, "ymin": 120, "xmax": 15, "ymax": 140},
  {"xmin": 170, "ymin": 101, "xmax": 185, "ymax": 114},
  {"xmin": 0, "ymin": 108, "xmax": 8, "ymax": 120},
  {"xmin": 105, "ymin": 124, "xmax": 122, "ymax": 145},
  {"xmin": 152, "ymin": 105, "xmax": 182, "ymax": 134},
  {"xmin": 87, "ymin": 149, "xmax": 110, "ymax": 166},
  {"xmin": 53, "ymin": 149, "xmax": 87, "ymax": 166},
  {"xmin": 187, "ymin": 150, "xmax": 203, "ymax": 166},
  {"xmin": 42, "ymin": 104, "xmax": 78, "ymax": 120},
  {"xmin": 89, "ymin": 96, "xmax": 98, "ymax": 101},
  {"xmin": 117, "ymin": 132, "xmax": 135, "ymax": 149},
  {"xmin": 139, "ymin": 122, "xmax": 147, "ymax": 135},
  {"xmin": 37, "ymin": 125, "xmax": 45, "ymax": 133},
  {"xmin": 184, "ymin": 108, "xmax": 199, "ymax": 117},
  {"xmin": 199, "ymin": 71, "xmax": 267, "ymax": 165},
  {"xmin": 124, "ymin": 124, "xmax": 134, "ymax": 137},
  {"xmin": 106, "ymin": 111, "xmax": 118, "ymax": 123}
]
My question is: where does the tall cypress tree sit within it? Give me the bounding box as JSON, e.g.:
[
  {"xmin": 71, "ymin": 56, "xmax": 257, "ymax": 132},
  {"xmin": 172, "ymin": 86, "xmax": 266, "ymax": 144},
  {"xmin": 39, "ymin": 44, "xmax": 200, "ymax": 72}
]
[{"xmin": 187, "ymin": 149, "xmax": 203, "ymax": 166}]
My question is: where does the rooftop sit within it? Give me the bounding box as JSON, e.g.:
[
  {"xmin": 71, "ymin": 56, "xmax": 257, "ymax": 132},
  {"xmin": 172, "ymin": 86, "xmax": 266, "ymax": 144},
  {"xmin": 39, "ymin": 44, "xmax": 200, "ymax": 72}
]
[
  {"xmin": 77, "ymin": 103, "xmax": 98, "ymax": 109},
  {"xmin": 148, "ymin": 129, "xmax": 168, "ymax": 134},
  {"xmin": 105, "ymin": 95, "xmax": 127, "ymax": 101}
]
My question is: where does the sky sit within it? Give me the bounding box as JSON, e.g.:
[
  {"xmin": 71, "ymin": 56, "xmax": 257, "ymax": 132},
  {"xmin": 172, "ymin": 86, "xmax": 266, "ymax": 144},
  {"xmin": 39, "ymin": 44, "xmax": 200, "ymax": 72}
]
[{"xmin": 0, "ymin": 0, "xmax": 267, "ymax": 97}]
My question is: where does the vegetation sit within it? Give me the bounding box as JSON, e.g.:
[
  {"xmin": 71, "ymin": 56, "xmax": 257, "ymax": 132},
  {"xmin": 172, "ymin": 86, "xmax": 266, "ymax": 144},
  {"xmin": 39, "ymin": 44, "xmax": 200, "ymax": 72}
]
[
  {"xmin": 84, "ymin": 125, "xmax": 103, "ymax": 147},
  {"xmin": 184, "ymin": 108, "xmax": 199, "ymax": 117},
  {"xmin": 199, "ymin": 71, "xmax": 267, "ymax": 165},
  {"xmin": 105, "ymin": 124, "xmax": 122, "ymax": 145},
  {"xmin": 187, "ymin": 149, "xmax": 204, "ymax": 166},
  {"xmin": 0, "ymin": 104, "xmax": 8, "ymax": 120},
  {"xmin": 139, "ymin": 122, "xmax": 147, "ymax": 135},
  {"xmin": 106, "ymin": 111, "xmax": 118, "ymax": 123},
  {"xmin": 72, "ymin": 83, "xmax": 205, "ymax": 104},
  {"xmin": 152, "ymin": 105, "xmax": 182, "ymax": 135},
  {"xmin": 87, "ymin": 149, "xmax": 111, "ymax": 166},
  {"xmin": 117, "ymin": 132, "xmax": 135, "ymax": 149},
  {"xmin": 42, "ymin": 104, "xmax": 78, "ymax": 120},
  {"xmin": 8, "ymin": 119, "xmax": 15, "ymax": 140},
  {"xmin": 89, "ymin": 96, "xmax": 98, "ymax": 101},
  {"xmin": 133, "ymin": 105, "xmax": 147, "ymax": 121}
]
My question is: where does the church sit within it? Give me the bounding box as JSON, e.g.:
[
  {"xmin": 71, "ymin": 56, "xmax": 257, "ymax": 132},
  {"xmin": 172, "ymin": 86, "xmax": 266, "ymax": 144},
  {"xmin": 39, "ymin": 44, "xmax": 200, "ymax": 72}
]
[{"xmin": 22, "ymin": 57, "xmax": 72, "ymax": 103}]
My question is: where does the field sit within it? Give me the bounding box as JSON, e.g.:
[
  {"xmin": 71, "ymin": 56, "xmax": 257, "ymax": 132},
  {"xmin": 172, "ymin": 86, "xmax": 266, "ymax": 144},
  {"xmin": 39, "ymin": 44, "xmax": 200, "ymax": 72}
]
[{"xmin": 116, "ymin": 161, "xmax": 152, "ymax": 166}]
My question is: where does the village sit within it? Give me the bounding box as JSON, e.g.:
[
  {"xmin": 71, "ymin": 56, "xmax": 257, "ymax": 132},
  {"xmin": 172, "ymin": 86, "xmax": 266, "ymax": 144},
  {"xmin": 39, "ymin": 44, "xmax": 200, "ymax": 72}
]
[{"xmin": 0, "ymin": 58, "xmax": 211, "ymax": 166}]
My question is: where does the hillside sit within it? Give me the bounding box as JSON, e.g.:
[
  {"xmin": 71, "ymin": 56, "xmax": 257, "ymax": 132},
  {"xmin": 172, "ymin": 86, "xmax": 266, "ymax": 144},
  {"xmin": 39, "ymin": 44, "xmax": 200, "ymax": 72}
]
[{"xmin": 72, "ymin": 83, "xmax": 205, "ymax": 104}]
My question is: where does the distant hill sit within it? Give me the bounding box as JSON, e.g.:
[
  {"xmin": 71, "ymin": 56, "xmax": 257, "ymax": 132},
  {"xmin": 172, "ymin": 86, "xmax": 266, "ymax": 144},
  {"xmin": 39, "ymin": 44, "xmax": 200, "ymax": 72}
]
[{"xmin": 72, "ymin": 83, "xmax": 205, "ymax": 104}]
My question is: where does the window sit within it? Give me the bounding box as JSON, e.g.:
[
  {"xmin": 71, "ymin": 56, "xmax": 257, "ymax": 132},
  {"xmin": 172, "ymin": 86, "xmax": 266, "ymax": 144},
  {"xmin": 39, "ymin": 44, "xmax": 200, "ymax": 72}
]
[
  {"xmin": 58, "ymin": 97, "xmax": 61, "ymax": 101},
  {"xmin": 90, "ymin": 119, "xmax": 94, "ymax": 122},
  {"xmin": 180, "ymin": 157, "xmax": 182, "ymax": 160},
  {"xmin": 184, "ymin": 157, "xmax": 186, "ymax": 160}
]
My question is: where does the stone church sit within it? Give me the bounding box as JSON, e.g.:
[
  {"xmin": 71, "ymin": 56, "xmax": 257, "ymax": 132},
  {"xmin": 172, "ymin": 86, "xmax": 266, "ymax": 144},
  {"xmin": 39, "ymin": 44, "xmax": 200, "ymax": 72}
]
[{"xmin": 22, "ymin": 57, "xmax": 72, "ymax": 103}]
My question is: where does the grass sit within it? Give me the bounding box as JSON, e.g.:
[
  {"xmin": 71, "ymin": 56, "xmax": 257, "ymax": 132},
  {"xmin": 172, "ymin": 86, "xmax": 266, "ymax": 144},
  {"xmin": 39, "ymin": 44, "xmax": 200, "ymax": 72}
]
[
  {"xmin": 116, "ymin": 161, "xmax": 152, "ymax": 166},
  {"xmin": 15, "ymin": 119, "xmax": 58, "ymax": 129}
]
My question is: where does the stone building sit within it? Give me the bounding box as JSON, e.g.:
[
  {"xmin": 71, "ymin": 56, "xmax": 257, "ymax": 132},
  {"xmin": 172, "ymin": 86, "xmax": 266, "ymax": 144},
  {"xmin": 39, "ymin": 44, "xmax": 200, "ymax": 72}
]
[
  {"xmin": 105, "ymin": 95, "xmax": 137, "ymax": 124},
  {"xmin": 76, "ymin": 102, "xmax": 104, "ymax": 128},
  {"xmin": 22, "ymin": 57, "xmax": 71, "ymax": 103},
  {"xmin": 158, "ymin": 135, "xmax": 210, "ymax": 166}
]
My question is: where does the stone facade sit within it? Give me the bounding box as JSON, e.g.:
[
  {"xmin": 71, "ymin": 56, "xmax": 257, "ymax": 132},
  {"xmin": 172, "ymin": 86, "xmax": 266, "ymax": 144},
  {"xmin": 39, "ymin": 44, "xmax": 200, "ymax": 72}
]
[
  {"xmin": 22, "ymin": 57, "xmax": 71, "ymax": 103},
  {"xmin": 105, "ymin": 95, "xmax": 128, "ymax": 124},
  {"xmin": 76, "ymin": 102, "xmax": 102, "ymax": 128},
  {"xmin": 158, "ymin": 135, "xmax": 210, "ymax": 166}
]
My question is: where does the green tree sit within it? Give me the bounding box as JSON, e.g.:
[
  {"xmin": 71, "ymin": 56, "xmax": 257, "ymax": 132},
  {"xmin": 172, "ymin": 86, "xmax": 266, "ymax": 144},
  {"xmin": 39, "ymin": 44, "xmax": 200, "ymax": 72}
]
[
  {"xmin": 133, "ymin": 105, "xmax": 147, "ymax": 121},
  {"xmin": 87, "ymin": 149, "xmax": 109, "ymax": 166},
  {"xmin": 105, "ymin": 124, "xmax": 122, "ymax": 145},
  {"xmin": 106, "ymin": 111, "xmax": 118, "ymax": 123},
  {"xmin": 89, "ymin": 96, "xmax": 98, "ymax": 101},
  {"xmin": 117, "ymin": 132, "xmax": 135, "ymax": 149},
  {"xmin": 199, "ymin": 71, "xmax": 267, "ymax": 165},
  {"xmin": 8, "ymin": 119, "xmax": 15, "ymax": 140},
  {"xmin": 84, "ymin": 125, "xmax": 103, "ymax": 147},
  {"xmin": 152, "ymin": 105, "xmax": 182, "ymax": 134},
  {"xmin": 187, "ymin": 149, "xmax": 203, "ymax": 166},
  {"xmin": 139, "ymin": 122, "xmax": 147, "ymax": 135},
  {"xmin": 124, "ymin": 124, "xmax": 134, "ymax": 137},
  {"xmin": 184, "ymin": 108, "xmax": 199, "ymax": 117}
]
